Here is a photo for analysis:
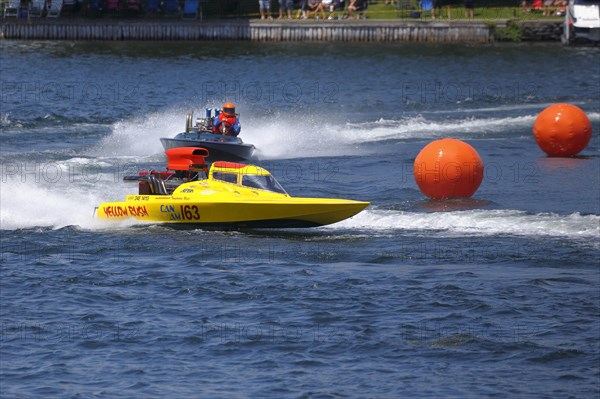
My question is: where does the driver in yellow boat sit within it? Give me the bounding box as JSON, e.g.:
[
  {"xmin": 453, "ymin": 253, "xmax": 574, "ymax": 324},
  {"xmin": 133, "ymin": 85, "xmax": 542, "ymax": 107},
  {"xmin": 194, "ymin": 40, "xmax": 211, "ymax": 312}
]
[{"xmin": 212, "ymin": 102, "xmax": 241, "ymax": 136}]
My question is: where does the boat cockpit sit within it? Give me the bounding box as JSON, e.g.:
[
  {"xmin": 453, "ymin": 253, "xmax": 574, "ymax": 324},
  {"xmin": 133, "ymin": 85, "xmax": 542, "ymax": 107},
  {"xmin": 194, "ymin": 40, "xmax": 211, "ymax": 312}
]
[{"xmin": 209, "ymin": 162, "xmax": 288, "ymax": 195}]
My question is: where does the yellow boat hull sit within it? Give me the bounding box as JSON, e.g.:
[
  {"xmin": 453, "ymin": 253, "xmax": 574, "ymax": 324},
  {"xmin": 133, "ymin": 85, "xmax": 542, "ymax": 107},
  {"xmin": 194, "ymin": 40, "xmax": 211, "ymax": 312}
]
[
  {"xmin": 97, "ymin": 157, "xmax": 369, "ymax": 228},
  {"xmin": 97, "ymin": 195, "xmax": 368, "ymax": 228}
]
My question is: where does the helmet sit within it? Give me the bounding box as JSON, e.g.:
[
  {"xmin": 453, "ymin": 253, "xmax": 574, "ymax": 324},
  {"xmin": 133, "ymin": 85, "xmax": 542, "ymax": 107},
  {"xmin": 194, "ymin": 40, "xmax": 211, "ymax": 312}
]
[{"xmin": 222, "ymin": 102, "xmax": 236, "ymax": 117}]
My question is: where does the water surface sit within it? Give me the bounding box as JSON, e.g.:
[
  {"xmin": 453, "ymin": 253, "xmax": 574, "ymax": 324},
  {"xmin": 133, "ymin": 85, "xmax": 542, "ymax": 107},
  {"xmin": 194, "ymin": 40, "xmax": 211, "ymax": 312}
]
[{"xmin": 1, "ymin": 41, "xmax": 599, "ymax": 398}]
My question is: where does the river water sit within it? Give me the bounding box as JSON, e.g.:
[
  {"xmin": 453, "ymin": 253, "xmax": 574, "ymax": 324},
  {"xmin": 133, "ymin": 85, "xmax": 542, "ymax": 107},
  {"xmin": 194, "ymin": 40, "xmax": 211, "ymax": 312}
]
[{"xmin": 1, "ymin": 41, "xmax": 599, "ymax": 398}]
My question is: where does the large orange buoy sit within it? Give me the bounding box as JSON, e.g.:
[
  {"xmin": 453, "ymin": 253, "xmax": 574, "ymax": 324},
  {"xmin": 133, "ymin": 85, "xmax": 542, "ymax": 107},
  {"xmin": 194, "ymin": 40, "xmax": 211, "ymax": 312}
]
[
  {"xmin": 532, "ymin": 103, "xmax": 592, "ymax": 157},
  {"xmin": 414, "ymin": 138, "xmax": 484, "ymax": 200}
]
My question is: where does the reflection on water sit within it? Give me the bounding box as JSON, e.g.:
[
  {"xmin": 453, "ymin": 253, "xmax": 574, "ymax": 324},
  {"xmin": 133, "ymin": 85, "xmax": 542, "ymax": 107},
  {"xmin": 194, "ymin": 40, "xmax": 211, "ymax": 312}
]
[
  {"xmin": 418, "ymin": 198, "xmax": 492, "ymax": 212},
  {"xmin": 537, "ymin": 155, "xmax": 596, "ymax": 170}
]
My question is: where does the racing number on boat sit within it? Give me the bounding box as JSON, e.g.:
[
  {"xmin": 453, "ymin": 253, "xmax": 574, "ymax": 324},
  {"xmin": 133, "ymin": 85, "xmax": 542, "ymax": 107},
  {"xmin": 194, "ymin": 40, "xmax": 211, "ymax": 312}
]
[{"xmin": 180, "ymin": 205, "xmax": 200, "ymax": 220}]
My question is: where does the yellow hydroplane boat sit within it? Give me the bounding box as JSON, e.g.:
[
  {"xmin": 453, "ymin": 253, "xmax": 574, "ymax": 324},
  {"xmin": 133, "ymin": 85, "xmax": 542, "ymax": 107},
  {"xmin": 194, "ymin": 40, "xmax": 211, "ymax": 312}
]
[{"xmin": 96, "ymin": 148, "xmax": 369, "ymax": 228}]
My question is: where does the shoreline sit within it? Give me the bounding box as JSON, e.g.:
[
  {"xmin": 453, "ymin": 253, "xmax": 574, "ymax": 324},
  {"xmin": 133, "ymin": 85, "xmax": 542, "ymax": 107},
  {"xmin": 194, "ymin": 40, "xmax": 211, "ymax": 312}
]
[{"xmin": 0, "ymin": 19, "xmax": 562, "ymax": 42}]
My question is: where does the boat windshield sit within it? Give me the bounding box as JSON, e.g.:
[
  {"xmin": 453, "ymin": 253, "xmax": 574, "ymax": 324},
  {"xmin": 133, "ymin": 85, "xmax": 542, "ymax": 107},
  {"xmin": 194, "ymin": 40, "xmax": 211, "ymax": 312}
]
[
  {"xmin": 213, "ymin": 171, "xmax": 238, "ymax": 184},
  {"xmin": 242, "ymin": 174, "xmax": 287, "ymax": 194}
]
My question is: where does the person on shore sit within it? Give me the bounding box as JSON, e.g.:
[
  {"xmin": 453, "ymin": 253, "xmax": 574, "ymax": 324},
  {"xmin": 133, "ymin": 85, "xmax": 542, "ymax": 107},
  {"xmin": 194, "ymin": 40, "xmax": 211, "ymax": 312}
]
[
  {"xmin": 464, "ymin": 0, "xmax": 474, "ymax": 19},
  {"xmin": 542, "ymin": 0, "xmax": 553, "ymax": 15},
  {"xmin": 431, "ymin": 0, "xmax": 452, "ymax": 19},
  {"xmin": 322, "ymin": 0, "xmax": 333, "ymax": 19},
  {"xmin": 326, "ymin": 0, "xmax": 345, "ymax": 19},
  {"xmin": 296, "ymin": 0, "xmax": 309, "ymax": 18},
  {"xmin": 432, "ymin": 0, "xmax": 451, "ymax": 19},
  {"xmin": 432, "ymin": 0, "xmax": 441, "ymax": 19},
  {"xmin": 308, "ymin": 0, "xmax": 327, "ymax": 19},
  {"xmin": 213, "ymin": 102, "xmax": 241, "ymax": 136},
  {"xmin": 347, "ymin": 0, "xmax": 367, "ymax": 19},
  {"xmin": 555, "ymin": 0, "xmax": 566, "ymax": 15},
  {"xmin": 278, "ymin": 0, "xmax": 293, "ymax": 19},
  {"xmin": 259, "ymin": 0, "xmax": 273, "ymax": 19}
]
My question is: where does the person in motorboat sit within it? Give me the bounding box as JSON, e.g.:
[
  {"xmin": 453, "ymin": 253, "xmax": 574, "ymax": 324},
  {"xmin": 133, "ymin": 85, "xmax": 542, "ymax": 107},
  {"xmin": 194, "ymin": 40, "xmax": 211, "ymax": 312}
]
[
  {"xmin": 160, "ymin": 103, "xmax": 253, "ymax": 161},
  {"xmin": 212, "ymin": 102, "xmax": 241, "ymax": 136}
]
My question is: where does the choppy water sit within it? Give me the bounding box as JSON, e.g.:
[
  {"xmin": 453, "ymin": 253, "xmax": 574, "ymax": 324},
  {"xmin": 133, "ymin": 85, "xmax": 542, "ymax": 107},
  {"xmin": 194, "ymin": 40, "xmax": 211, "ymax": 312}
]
[{"xmin": 1, "ymin": 41, "xmax": 599, "ymax": 398}]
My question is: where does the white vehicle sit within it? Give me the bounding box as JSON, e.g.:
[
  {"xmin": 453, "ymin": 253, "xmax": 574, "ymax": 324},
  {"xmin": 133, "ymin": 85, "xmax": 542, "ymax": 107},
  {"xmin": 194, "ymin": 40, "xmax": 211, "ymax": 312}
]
[{"xmin": 562, "ymin": 0, "xmax": 600, "ymax": 45}]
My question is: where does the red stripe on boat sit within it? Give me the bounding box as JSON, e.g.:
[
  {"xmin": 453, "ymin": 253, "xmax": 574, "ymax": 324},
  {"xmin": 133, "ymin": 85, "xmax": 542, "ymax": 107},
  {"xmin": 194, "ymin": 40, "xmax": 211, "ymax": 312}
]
[{"xmin": 213, "ymin": 161, "xmax": 247, "ymax": 169}]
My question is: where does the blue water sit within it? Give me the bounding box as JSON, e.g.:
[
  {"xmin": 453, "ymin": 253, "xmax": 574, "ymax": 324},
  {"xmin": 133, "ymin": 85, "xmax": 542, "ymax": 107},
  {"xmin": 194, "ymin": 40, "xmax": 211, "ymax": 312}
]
[{"xmin": 1, "ymin": 41, "xmax": 599, "ymax": 398}]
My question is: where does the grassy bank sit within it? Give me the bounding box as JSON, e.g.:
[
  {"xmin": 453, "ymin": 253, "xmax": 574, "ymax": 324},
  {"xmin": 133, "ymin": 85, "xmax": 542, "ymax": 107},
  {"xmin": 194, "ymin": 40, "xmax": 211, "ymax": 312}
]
[{"xmin": 366, "ymin": 2, "xmax": 564, "ymax": 20}]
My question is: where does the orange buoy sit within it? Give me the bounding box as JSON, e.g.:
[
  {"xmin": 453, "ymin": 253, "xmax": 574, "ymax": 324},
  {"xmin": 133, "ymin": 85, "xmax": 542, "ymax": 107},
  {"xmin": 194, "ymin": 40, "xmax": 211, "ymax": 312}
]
[
  {"xmin": 533, "ymin": 103, "xmax": 592, "ymax": 157},
  {"xmin": 414, "ymin": 138, "xmax": 484, "ymax": 200}
]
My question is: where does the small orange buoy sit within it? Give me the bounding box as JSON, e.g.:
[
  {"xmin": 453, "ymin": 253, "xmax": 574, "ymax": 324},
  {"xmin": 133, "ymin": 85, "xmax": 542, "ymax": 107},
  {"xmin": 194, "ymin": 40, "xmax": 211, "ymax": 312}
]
[
  {"xmin": 414, "ymin": 138, "xmax": 484, "ymax": 200},
  {"xmin": 533, "ymin": 103, "xmax": 592, "ymax": 157}
]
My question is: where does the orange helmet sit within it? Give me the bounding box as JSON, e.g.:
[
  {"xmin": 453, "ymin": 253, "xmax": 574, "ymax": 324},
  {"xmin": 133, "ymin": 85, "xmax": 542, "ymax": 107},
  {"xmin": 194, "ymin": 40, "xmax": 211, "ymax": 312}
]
[{"xmin": 222, "ymin": 102, "xmax": 236, "ymax": 117}]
